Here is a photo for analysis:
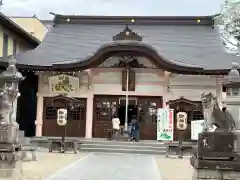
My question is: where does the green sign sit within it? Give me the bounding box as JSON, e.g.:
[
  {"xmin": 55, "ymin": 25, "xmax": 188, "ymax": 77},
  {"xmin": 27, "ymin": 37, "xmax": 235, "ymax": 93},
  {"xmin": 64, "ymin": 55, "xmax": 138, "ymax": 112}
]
[{"xmin": 157, "ymin": 109, "xmax": 174, "ymax": 141}]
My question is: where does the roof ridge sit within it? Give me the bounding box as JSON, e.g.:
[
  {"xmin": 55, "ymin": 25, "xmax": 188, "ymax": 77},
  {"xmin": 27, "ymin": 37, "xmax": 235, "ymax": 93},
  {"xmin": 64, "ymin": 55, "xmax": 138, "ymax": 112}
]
[
  {"xmin": 51, "ymin": 13, "xmax": 214, "ymax": 26},
  {"xmin": 52, "ymin": 13, "xmax": 214, "ymax": 18}
]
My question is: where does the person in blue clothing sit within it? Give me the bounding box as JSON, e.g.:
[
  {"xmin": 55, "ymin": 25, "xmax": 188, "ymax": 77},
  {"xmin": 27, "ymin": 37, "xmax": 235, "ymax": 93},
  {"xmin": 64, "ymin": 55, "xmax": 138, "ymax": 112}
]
[{"xmin": 130, "ymin": 115, "xmax": 140, "ymax": 142}]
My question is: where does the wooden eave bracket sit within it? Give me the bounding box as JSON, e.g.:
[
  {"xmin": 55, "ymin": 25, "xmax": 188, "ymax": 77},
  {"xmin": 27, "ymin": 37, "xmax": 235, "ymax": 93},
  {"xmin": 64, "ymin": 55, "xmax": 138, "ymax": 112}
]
[{"xmin": 84, "ymin": 69, "xmax": 92, "ymax": 90}]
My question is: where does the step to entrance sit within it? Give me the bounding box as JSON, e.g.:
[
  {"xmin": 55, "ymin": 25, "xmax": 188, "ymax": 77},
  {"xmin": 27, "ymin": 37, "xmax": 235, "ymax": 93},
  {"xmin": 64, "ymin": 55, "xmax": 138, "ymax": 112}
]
[
  {"xmin": 81, "ymin": 139, "xmax": 165, "ymax": 146},
  {"xmin": 30, "ymin": 137, "xmax": 196, "ymax": 156},
  {"xmin": 80, "ymin": 147, "xmax": 166, "ymax": 155},
  {"xmin": 30, "ymin": 137, "xmax": 168, "ymax": 155},
  {"xmin": 79, "ymin": 140, "xmax": 167, "ymax": 155}
]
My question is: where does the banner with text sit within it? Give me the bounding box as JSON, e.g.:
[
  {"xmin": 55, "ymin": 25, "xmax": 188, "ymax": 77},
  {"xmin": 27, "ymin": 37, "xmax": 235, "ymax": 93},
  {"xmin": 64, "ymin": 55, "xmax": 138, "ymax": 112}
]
[{"xmin": 157, "ymin": 108, "xmax": 174, "ymax": 141}]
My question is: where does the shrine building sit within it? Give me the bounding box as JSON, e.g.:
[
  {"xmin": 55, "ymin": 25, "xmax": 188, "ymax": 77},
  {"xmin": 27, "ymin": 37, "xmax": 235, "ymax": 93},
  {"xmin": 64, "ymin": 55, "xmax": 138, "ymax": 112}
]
[{"xmin": 2, "ymin": 14, "xmax": 240, "ymax": 140}]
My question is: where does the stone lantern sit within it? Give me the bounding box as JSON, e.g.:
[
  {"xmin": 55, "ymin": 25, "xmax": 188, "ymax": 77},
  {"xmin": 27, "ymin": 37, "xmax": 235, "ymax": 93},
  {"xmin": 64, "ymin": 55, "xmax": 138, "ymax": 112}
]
[
  {"xmin": 221, "ymin": 62, "xmax": 240, "ymax": 130},
  {"xmin": 0, "ymin": 59, "xmax": 24, "ymax": 178},
  {"xmin": 222, "ymin": 62, "xmax": 240, "ymax": 96}
]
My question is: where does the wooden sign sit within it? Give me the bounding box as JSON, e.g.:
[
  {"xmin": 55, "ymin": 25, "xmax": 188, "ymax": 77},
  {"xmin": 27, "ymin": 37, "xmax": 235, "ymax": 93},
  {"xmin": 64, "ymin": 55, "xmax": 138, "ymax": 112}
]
[
  {"xmin": 122, "ymin": 70, "xmax": 135, "ymax": 91},
  {"xmin": 49, "ymin": 74, "xmax": 79, "ymax": 93}
]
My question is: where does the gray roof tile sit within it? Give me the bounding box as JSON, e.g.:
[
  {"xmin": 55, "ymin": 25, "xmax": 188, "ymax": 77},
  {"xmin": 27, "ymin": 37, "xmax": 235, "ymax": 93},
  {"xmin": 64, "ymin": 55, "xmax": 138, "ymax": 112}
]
[{"xmin": 15, "ymin": 23, "xmax": 240, "ymax": 70}]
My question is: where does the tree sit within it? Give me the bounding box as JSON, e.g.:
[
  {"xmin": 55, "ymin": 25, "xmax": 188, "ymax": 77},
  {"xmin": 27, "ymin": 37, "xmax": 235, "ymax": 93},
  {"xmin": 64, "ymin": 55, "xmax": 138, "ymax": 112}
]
[{"xmin": 215, "ymin": 0, "xmax": 240, "ymax": 55}]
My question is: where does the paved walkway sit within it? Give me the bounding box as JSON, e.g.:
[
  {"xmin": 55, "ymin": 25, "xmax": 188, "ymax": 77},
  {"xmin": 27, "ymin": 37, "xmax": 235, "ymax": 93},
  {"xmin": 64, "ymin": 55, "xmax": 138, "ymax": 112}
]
[{"xmin": 46, "ymin": 153, "xmax": 161, "ymax": 180}]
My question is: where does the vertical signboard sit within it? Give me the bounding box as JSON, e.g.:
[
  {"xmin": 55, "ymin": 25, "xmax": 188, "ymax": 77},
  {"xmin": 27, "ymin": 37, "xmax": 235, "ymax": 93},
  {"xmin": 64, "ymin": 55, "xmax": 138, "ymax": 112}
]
[{"xmin": 157, "ymin": 108, "xmax": 174, "ymax": 141}]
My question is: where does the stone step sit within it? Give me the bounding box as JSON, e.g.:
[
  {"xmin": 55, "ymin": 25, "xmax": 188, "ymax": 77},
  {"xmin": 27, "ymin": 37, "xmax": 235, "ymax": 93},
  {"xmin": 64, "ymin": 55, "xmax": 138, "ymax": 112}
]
[
  {"xmin": 79, "ymin": 139, "xmax": 167, "ymax": 155},
  {"xmin": 19, "ymin": 130, "xmax": 25, "ymax": 137},
  {"xmin": 80, "ymin": 143, "xmax": 166, "ymax": 151},
  {"xmin": 30, "ymin": 137, "xmax": 166, "ymax": 148},
  {"xmin": 79, "ymin": 147, "xmax": 166, "ymax": 155},
  {"xmin": 30, "ymin": 137, "xmax": 195, "ymax": 156},
  {"xmin": 19, "ymin": 137, "xmax": 30, "ymax": 145},
  {"xmin": 81, "ymin": 140, "xmax": 165, "ymax": 147}
]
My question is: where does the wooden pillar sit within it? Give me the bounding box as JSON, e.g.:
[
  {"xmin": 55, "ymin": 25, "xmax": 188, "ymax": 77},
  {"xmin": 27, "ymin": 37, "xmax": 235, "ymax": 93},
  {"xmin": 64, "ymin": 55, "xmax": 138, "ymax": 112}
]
[
  {"xmin": 85, "ymin": 94, "xmax": 93, "ymax": 138},
  {"xmin": 35, "ymin": 95, "xmax": 44, "ymax": 137},
  {"xmin": 85, "ymin": 69, "xmax": 94, "ymax": 138}
]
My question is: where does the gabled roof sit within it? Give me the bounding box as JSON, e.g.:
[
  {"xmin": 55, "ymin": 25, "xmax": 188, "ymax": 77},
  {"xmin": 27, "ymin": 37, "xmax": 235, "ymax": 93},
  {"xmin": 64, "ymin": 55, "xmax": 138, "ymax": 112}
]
[
  {"xmin": 12, "ymin": 14, "xmax": 240, "ymax": 74},
  {"xmin": 166, "ymin": 96, "xmax": 201, "ymax": 106},
  {"xmin": 10, "ymin": 15, "xmax": 48, "ymax": 28},
  {"xmin": 0, "ymin": 13, "xmax": 40, "ymax": 47}
]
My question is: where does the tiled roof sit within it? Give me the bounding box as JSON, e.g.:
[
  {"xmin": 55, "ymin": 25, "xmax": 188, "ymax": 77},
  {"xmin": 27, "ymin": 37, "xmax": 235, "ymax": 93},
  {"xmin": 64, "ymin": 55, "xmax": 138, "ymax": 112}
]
[{"xmin": 14, "ymin": 15, "xmax": 240, "ymax": 71}]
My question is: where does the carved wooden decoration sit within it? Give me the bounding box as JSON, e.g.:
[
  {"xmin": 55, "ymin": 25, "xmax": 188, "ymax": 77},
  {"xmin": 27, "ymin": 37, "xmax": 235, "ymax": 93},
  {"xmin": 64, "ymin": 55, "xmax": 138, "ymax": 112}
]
[
  {"xmin": 129, "ymin": 70, "xmax": 136, "ymax": 91},
  {"xmin": 166, "ymin": 97, "xmax": 201, "ymax": 110},
  {"xmin": 122, "ymin": 70, "xmax": 127, "ymax": 91},
  {"xmin": 49, "ymin": 94, "xmax": 82, "ymax": 105},
  {"xmin": 113, "ymin": 25, "xmax": 142, "ymax": 41},
  {"xmin": 112, "ymin": 57, "xmax": 146, "ymax": 68},
  {"xmin": 122, "ymin": 69, "xmax": 135, "ymax": 91}
]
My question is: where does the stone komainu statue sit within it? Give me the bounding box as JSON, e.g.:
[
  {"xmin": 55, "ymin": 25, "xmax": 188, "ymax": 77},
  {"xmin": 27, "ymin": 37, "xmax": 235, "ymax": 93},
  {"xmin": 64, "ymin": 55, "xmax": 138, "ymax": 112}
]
[
  {"xmin": 0, "ymin": 59, "xmax": 22, "ymax": 125},
  {"xmin": 0, "ymin": 85, "xmax": 19, "ymax": 125},
  {"xmin": 201, "ymin": 92, "xmax": 236, "ymax": 132}
]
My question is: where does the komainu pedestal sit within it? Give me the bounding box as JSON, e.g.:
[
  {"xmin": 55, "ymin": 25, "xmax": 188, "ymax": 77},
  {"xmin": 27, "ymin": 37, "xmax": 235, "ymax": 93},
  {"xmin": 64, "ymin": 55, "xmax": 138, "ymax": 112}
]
[
  {"xmin": 191, "ymin": 132, "xmax": 240, "ymax": 180},
  {"xmin": 192, "ymin": 169, "xmax": 240, "ymax": 180},
  {"xmin": 0, "ymin": 124, "xmax": 22, "ymax": 179},
  {"xmin": 0, "ymin": 124, "xmax": 19, "ymax": 144}
]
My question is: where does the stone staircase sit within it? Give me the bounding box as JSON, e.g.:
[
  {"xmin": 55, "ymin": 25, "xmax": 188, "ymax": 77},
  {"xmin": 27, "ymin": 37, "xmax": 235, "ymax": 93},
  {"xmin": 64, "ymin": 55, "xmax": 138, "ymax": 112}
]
[
  {"xmin": 79, "ymin": 139, "xmax": 167, "ymax": 155},
  {"xmin": 19, "ymin": 131, "xmax": 37, "ymax": 161},
  {"xmin": 30, "ymin": 137, "xmax": 169, "ymax": 155},
  {"xmin": 19, "ymin": 130, "xmax": 30, "ymax": 145}
]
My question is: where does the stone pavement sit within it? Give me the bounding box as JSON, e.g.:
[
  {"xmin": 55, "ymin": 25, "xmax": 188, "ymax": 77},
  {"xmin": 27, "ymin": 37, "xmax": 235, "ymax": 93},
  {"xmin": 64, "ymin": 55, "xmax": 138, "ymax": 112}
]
[{"xmin": 46, "ymin": 153, "xmax": 161, "ymax": 180}]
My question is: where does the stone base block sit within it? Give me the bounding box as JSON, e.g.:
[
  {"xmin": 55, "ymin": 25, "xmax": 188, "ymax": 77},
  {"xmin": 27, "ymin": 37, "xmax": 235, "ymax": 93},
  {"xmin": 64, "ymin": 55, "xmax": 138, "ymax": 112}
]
[
  {"xmin": 0, "ymin": 143, "xmax": 17, "ymax": 151},
  {"xmin": 19, "ymin": 137, "xmax": 30, "ymax": 146},
  {"xmin": 18, "ymin": 131, "xmax": 24, "ymax": 138},
  {"xmin": 190, "ymin": 155, "xmax": 240, "ymax": 170},
  {"xmin": 0, "ymin": 161, "xmax": 22, "ymax": 179},
  {"xmin": 192, "ymin": 168, "xmax": 240, "ymax": 180},
  {"xmin": 0, "ymin": 124, "xmax": 19, "ymax": 144},
  {"xmin": 49, "ymin": 140, "xmax": 78, "ymax": 153},
  {"xmin": 0, "ymin": 161, "xmax": 17, "ymax": 169},
  {"xmin": 0, "ymin": 152, "xmax": 20, "ymax": 162}
]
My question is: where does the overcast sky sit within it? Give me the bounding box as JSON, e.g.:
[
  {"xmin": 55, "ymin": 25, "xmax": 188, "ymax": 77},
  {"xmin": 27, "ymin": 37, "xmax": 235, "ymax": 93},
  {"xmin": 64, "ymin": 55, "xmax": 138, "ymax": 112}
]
[{"xmin": 1, "ymin": 0, "xmax": 224, "ymax": 20}]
